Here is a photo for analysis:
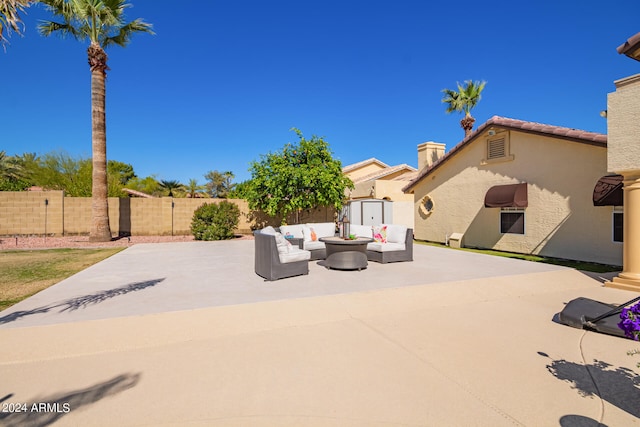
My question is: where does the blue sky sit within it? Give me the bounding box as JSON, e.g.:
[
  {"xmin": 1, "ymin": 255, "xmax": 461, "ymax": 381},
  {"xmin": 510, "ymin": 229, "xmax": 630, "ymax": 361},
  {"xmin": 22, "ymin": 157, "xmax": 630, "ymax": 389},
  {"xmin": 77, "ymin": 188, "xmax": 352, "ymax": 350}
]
[{"xmin": 3, "ymin": 0, "xmax": 639, "ymax": 184}]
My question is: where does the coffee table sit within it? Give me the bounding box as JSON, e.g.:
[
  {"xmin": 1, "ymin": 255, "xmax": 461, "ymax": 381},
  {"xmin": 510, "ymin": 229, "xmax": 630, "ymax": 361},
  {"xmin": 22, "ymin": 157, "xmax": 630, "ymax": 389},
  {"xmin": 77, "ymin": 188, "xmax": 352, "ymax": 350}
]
[{"xmin": 319, "ymin": 236, "xmax": 374, "ymax": 270}]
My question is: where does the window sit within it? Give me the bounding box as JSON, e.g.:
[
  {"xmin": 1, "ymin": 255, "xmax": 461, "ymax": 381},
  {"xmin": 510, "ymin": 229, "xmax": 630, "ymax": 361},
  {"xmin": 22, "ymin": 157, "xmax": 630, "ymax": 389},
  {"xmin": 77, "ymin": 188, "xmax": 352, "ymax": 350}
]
[
  {"xmin": 482, "ymin": 131, "xmax": 514, "ymax": 165},
  {"xmin": 501, "ymin": 208, "xmax": 525, "ymax": 234},
  {"xmin": 419, "ymin": 195, "xmax": 434, "ymax": 217},
  {"xmin": 613, "ymin": 210, "xmax": 623, "ymax": 243}
]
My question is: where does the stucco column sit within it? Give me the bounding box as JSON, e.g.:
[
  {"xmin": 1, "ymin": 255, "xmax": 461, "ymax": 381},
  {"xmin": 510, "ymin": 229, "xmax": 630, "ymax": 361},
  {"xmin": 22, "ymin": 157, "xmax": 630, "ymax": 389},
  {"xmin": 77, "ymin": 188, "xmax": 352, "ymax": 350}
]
[{"xmin": 606, "ymin": 172, "xmax": 640, "ymax": 291}]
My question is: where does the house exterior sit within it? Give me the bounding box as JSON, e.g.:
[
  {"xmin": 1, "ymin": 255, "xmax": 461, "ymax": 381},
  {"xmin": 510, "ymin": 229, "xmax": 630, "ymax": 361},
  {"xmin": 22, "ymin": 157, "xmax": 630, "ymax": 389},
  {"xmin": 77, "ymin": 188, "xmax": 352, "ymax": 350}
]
[
  {"xmin": 342, "ymin": 158, "xmax": 418, "ymax": 228},
  {"xmin": 605, "ymin": 68, "xmax": 640, "ymax": 289},
  {"xmin": 403, "ymin": 116, "xmax": 623, "ymax": 266},
  {"xmin": 343, "ymin": 158, "xmax": 417, "ymax": 201}
]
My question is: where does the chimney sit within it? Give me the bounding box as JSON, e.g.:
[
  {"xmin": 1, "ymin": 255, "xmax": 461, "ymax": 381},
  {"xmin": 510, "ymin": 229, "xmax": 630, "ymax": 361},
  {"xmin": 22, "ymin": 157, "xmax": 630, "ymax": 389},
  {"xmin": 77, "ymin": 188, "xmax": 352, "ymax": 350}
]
[{"xmin": 417, "ymin": 141, "xmax": 445, "ymax": 170}]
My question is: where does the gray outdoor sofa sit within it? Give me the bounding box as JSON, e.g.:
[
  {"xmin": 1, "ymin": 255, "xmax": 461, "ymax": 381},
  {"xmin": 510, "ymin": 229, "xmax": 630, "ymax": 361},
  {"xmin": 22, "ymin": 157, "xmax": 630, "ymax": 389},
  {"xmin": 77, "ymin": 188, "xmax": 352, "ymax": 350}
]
[
  {"xmin": 254, "ymin": 227, "xmax": 310, "ymax": 281},
  {"xmin": 349, "ymin": 224, "xmax": 414, "ymax": 264},
  {"xmin": 367, "ymin": 227, "xmax": 413, "ymax": 263}
]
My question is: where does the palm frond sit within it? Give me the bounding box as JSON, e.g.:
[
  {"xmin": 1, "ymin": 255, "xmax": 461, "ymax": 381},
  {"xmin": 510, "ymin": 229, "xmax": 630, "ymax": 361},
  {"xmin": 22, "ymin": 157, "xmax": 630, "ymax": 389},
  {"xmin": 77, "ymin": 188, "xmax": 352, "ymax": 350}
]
[
  {"xmin": 38, "ymin": 0, "xmax": 153, "ymax": 47},
  {"xmin": 102, "ymin": 17, "xmax": 153, "ymax": 47},
  {"xmin": 441, "ymin": 80, "xmax": 487, "ymax": 116},
  {"xmin": 0, "ymin": 0, "xmax": 31, "ymax": 46},
  {"xmin": 38, "ymin": 20, "xmax": 82, "ymax": 39}
]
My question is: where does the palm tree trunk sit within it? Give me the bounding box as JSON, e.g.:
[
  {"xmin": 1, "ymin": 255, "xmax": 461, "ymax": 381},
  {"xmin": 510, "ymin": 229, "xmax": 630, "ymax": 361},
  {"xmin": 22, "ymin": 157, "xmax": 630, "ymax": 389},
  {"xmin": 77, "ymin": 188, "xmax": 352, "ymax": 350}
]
[
  {"xmin": 88, "ymin": 42, "xmax": 112, "ymax": 242},
  {"xmin": 460, "ymin": 114, "xmax": 476, "ymax": 138}
]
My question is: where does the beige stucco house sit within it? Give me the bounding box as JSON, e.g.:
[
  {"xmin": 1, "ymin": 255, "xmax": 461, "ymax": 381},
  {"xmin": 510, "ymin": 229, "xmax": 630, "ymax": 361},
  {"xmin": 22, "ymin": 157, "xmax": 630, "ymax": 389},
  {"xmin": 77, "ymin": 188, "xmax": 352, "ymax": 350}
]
[
  {"xmin": 403, "ymin": 116, "xmax": 623, "ymax": 266},
  {"xmin": 343, "ymin": 158, "xmax": 417, "ymax": 201},
  {"xmin": 341, "ymin": 158, "xmax": 415, "ymax": 228}
]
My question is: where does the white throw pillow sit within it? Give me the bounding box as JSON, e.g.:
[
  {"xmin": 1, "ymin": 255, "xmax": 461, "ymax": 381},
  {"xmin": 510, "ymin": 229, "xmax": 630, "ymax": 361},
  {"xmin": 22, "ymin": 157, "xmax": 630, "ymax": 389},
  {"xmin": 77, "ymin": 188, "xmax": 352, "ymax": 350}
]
[
  {"xmin": 384, "ymin": 224, "xmax": 407, "ymax": 244},
  {"xmin": 274, "ymin": 232, "xmax": 292, "ymax": 254}
]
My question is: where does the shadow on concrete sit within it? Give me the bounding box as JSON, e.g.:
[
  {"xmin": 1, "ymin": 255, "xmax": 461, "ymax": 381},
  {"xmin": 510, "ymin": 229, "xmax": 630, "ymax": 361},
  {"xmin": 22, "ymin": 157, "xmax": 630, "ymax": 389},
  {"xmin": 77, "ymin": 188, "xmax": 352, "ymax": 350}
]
[
  {"xmin": 541, "ymin": 352, "xmax": 640, "ymax": 419},
  {"xmin": 0, "ymin": 278, "xmax": 165, "ymax": 325},
  {"xmin": 0, "ymin": 373, "xmax": 140, "ymax": 427},
  {"xmin": 559, "ymin": 414, "xmax": 608, "ymax": 427}
]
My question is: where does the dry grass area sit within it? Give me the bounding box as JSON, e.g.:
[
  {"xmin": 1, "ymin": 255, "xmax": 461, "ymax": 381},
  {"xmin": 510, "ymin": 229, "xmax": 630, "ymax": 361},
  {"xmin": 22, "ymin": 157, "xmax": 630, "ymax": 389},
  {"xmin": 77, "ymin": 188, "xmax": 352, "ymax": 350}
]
[{"xmin": 0, "ymin": 248, "xmax": 124, "ymax": 311}]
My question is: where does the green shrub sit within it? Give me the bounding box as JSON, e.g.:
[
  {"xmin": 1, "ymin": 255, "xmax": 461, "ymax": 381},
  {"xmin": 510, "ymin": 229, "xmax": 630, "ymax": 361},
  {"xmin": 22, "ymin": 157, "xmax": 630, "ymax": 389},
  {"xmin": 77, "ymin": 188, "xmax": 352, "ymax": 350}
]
[{"xmin": 191, "ymin": 201, "xmax": 240, "ymax": 241}]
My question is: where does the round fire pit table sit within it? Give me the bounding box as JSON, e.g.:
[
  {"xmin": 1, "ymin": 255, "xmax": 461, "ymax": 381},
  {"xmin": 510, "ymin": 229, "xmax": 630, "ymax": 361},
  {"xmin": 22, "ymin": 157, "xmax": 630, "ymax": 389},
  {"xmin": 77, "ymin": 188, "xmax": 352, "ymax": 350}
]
[{"xmin": 319, "ymin": 236, "xmax": 374, "ymax": 270}]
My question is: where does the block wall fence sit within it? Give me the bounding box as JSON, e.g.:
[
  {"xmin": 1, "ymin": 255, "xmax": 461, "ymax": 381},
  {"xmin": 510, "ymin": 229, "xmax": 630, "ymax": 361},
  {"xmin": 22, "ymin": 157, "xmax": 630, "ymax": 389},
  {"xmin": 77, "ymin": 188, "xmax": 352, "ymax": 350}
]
[{"xmin": 0, "ymin": 191, "xmax": 335, "ymax": 237}]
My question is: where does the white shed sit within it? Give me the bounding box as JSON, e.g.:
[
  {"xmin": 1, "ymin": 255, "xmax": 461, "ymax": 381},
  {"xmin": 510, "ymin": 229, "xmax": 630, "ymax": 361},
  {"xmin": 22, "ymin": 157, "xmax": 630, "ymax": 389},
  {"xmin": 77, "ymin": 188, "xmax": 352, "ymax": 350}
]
[{"xmin": 346, "ymin": 199, "xmax": 393, "ymax": 226}]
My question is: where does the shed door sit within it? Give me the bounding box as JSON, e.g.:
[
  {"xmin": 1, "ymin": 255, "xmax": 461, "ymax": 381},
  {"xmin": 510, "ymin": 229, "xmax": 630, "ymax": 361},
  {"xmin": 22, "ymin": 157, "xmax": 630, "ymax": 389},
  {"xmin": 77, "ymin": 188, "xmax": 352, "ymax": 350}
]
[{"xmin": 362, "ymin": 201, "xmax": 383, "ymax": 226}]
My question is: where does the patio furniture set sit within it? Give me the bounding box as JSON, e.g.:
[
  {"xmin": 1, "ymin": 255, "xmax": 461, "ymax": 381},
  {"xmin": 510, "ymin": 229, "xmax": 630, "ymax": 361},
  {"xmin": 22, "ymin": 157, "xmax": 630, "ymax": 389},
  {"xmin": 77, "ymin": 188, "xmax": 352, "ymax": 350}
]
[{"xmin": 254, "ymin": 222, "xmax": 413, "ymax": 281}]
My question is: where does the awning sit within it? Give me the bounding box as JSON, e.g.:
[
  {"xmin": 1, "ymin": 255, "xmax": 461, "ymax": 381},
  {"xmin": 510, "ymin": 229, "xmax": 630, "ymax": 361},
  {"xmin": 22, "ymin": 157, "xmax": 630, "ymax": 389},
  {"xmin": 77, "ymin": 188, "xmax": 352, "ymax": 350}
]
[
  {"xmin": 593, "ymin": 175, "xmax": 624, "ymax": 206},
  {"xmin": 484, "ymin": 183, "xmax": 528, "ymax": 208}
]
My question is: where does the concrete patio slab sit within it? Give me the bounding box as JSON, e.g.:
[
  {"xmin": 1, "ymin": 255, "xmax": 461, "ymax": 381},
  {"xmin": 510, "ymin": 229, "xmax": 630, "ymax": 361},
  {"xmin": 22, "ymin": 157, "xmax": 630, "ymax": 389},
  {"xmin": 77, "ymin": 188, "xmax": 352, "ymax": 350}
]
[{"xmin": 0, "ymin": 241, "xmax": 639, "ymax": 426}]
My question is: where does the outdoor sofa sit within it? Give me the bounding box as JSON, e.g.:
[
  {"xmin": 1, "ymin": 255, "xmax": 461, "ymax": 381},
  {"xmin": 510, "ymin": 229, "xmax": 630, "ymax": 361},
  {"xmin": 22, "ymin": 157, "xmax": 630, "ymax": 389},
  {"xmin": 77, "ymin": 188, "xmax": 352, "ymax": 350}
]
[
  {"xmin": 254, "ymin": 226, "xmax": 310, "ymax": 281},
  {"xmin": 349, "ymin": 223, "xmax": 414, "ymax": 263},
  {"xmin": 279, "ymin": 222, "xmax": 337, "ymax": 260}
]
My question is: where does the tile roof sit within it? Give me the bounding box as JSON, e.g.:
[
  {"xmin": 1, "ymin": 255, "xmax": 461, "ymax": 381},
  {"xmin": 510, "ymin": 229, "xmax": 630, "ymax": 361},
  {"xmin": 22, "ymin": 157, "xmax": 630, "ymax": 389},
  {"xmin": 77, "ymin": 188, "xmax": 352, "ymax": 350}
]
[
  {"xmin": 352, "ymin": 163, "xmax": 417, "ymax": 184},
  {"xmin": 342, "ymin": 158, "xmax": 389, "ymax": 173},
  {"xmin": 402, "ymin": 115, "xmax": 607, "ymax": 193},
  {"xmin": 123, "ymin": 188, "xmax": 155, "ymax": 198},
  {"xmin": 617, "ymin": 31, "xmax": 640, "ymax": 61}
]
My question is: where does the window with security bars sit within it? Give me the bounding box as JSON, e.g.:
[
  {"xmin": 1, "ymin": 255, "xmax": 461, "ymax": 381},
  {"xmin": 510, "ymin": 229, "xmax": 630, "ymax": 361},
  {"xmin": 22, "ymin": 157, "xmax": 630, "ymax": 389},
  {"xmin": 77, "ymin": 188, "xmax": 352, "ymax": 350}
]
[
  {"xmin": 613, "ymin": 211, "xmax": 623, "ymax": 242},
  {"xmin": 500, "ymin": 209, "xmax": 525, "ymax": 234},
  {"xmin": 488, "ymin": 137, "xmax": 506, "ymax": 160}
]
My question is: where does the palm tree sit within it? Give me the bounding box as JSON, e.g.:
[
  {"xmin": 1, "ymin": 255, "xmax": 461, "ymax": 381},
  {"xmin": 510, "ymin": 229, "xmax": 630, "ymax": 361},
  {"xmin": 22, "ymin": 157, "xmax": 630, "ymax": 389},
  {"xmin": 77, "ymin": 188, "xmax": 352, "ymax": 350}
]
[
  {"xmin": 185, "ymin": 178, "xmax": 208, "ymax": 198},
  {"xmin": 442, "ymin": 80, "xmax": 486, "ymax": 137},
  {"xmin": 0, "ymin": 0, "xmax": 31, "ymax": 47},
  {"xmin": 159, "ymin": 179, "xmax": 185, "ymax": 197},
  {"xmin": 38, "ymin": 0, "xmax": 153, "ymax": 241},
  {"xmin": 0, "ymin": 150, "xmax": 24, "ymax": 181}
]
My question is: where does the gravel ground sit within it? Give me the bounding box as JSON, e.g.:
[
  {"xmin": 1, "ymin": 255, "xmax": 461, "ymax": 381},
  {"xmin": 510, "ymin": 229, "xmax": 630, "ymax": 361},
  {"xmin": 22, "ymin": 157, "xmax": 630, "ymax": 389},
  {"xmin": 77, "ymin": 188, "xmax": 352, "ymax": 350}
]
[{"xmin": 0, "ymin": 234, "xmax": 253, "ymax": 251}]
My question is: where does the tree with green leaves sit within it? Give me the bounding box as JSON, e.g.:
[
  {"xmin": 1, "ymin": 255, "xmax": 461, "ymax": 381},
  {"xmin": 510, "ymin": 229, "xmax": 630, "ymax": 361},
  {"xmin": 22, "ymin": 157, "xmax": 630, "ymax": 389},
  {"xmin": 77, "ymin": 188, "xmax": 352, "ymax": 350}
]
[
  {"xmin": 245, "ymin": 129, "xmax": 353, "ymax": 224},
  {"xmin": 107, "ymin": 160, "xmax": 136, "ymax": 185},
  {"xmin": 26, "ymin": 151, "xmax": 125, "ymax": 196},
  {"xmin": 125, "ymin": 175, "xmax": 161, "ymax": 196},
  {"xmin": 38, "ymin": 0, "xmax": 153, "ymax": 241},
  {"xmin": 442, "ymin": 80, "xmax": 486, "ymax": 137},
  {"xmin": 204, "ymin": 170, "xmax": 235, "ymax": 198}
]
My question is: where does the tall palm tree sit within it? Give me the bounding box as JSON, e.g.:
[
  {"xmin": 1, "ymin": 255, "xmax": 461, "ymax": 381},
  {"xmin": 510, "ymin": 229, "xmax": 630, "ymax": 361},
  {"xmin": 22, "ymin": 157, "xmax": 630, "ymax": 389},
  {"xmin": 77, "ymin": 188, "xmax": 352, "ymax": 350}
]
[
  {"xmin": 442, "ymin": 80, "xmax": 486, "ymax": 137},
  {"xmin": 38, "ymin": 0, "xmax": 153, "ymax": 241},
  {"xmin": 0, "ymin": 0, "xmax": 31, "ymax": 47}
]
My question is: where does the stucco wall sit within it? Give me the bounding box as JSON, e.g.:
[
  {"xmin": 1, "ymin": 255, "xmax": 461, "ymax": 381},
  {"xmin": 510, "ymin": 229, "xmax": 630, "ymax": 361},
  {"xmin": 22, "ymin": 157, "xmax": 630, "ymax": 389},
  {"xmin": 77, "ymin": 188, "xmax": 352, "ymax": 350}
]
[
  {"xmin": 0, "ymin": 193, "xmax": 336, "ymax": 237},
  {"xmin": 608, "ymin": 74, "xmax": 640, "ymax": 174},
  {"xmin": 411, "ymin": 129, "xmax": 622, "ymax": 265},
  {"xmin": 345, "ymin": 163, "xmax": 386, "ymax": 181}
]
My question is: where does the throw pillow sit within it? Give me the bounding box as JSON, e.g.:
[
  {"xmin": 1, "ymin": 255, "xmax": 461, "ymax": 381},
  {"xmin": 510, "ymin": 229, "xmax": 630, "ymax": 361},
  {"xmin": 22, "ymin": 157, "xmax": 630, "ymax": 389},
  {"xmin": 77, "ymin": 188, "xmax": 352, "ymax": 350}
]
[
  {"xmin": 302, "ymin": 226, "xmax": 312, "ymax": 242},
  {"xmin": 310, "ymin": 228, "xmax": 317, "ymax": 241},
  {"xmin": 373, "ymin": 225, "xmax": 387, "ymax": 243},
  {"xmin": 274, "ymin": 232, "xmax": 292, "ymax": 254}
]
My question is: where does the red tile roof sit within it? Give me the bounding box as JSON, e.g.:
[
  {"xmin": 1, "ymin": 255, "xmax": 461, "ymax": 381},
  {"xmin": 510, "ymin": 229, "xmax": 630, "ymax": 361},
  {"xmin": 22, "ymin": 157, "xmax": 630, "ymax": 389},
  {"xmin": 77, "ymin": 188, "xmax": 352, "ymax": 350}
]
[{"xmin": 402, "ymin": 116, "xmax": 607, "ymax": 193}]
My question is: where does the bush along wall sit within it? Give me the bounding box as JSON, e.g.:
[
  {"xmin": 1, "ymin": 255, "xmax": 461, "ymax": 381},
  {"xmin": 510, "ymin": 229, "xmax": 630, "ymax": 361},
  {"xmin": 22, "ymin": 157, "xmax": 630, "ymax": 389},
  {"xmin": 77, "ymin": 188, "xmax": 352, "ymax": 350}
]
[{"xmin": 191, "ymin": 201, "xmax": 240, "ymax": 240}]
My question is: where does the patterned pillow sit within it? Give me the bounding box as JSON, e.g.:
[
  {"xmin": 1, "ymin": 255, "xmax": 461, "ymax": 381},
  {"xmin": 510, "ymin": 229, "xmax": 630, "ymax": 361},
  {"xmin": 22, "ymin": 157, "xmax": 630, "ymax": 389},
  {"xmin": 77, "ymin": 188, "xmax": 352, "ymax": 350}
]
[{"xmin": 373, "ymin": 225, "xmax": 387, "ymax": 243}]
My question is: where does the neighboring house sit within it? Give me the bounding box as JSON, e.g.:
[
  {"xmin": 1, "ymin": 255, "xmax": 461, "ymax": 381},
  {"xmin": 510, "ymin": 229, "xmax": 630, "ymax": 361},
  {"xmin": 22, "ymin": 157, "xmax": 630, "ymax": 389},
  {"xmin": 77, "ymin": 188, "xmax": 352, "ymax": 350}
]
[
  {"xmin": 343, "ymin": 158, "xmax": 418, "ymax": 228},
  {"xmin": 402, "ymin": 116, "xmax": 623, "ymax": 266},
  {"xmin": 343, "ymin": 158, "xmax": 417, "ymax": 201}
]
